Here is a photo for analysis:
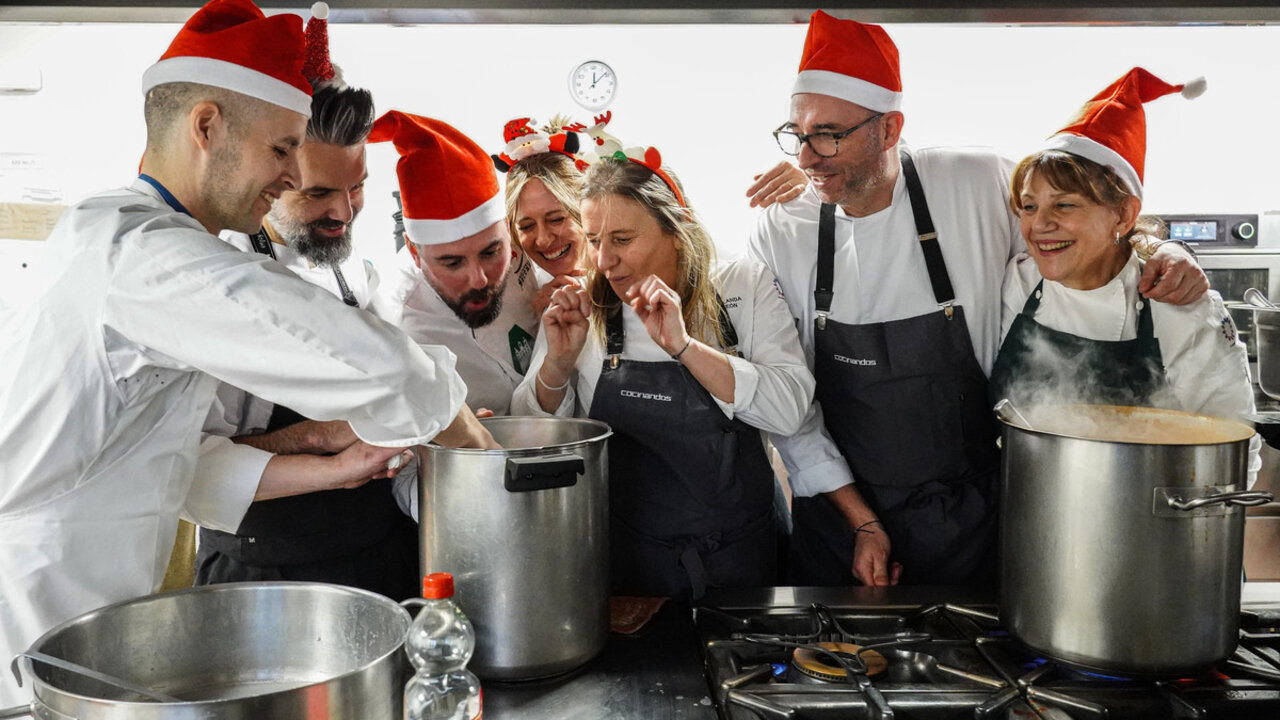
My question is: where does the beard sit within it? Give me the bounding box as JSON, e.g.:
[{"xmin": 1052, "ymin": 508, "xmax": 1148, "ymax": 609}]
[
  {"xmin": 268, "ymin": 207, "xmax": 356, "ymax": 269},
  {"xmin": 441, "ymin": 278, "xmax": 508, "ymax": 329}
]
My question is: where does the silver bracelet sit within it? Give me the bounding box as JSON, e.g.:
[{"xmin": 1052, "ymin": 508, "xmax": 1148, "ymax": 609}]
[{"xmin": 536, "ymin": 370, "xmax": 570, "ymax": 392}]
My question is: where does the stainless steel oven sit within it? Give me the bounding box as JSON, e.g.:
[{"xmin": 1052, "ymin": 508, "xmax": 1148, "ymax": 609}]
[
  {"xmin": 1169, "ymin": 213, "xmax": 1280, "ymax": 580},
  {"xmin": 1162, "ymin": 213, "xmax": 1280, "ymax": 375}
]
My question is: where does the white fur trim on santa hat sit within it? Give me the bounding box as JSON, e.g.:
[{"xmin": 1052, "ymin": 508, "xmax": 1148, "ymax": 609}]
[
  {"xmin": 142, "ymin": 56, "xmax": 313, "ymax": 117},
  {"xmin": 311, "ymin": 1, "xmax": 329, "ymax": 20},
  {"xmin": 1181, "ymin": 76, "xmax": 1207, "ymax": 100},
  {"xmin": 1043, "ymin": 133, "xmax": 1144, "ymax": 201},
  {"xmin": 792, "ymin": 69, "xmax": 902, "ymax": 112},
  {"xmin": 404, "ymin": 192, "xmax": 505, "ymax": 246}
]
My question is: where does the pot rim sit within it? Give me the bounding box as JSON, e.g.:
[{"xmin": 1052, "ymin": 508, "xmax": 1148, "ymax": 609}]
[
  {"xmin": 23, "ymin": 581, "xmax": 410, "ymax": 709},
  {"xmin": 996, "ymin": 403, "xmax": 1255, "ymax": 446},
  {"xmin": 421, "ymin": 416, "xmax": 614, "ymax": 456}
]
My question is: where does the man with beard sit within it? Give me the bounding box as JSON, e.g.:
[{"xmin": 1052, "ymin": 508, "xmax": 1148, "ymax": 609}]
[
  {"xmin": 749, "ymin": 11, "xmax": 1207, "ymax": 590},
  {"xmin": 374, "ymin": 111, "xmax": 540, "ymax": 418},
  {"xmin": 0, "ymin": 0, "xmax": 490, "ymax": 705},
  {"xmin": 190, "ymin": 8, "xmax": 431, "ymax": 600}
]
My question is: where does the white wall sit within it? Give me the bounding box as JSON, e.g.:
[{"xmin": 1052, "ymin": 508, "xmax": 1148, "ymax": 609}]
[{"xmin": 2, "ymin": 20, "xmax": 1278, "ymax": 308}]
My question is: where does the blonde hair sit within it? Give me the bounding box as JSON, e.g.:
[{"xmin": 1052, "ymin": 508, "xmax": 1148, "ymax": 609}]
[
  {"xmin": 581, "ymin": 158, "xmax": 726, "ymax": 350},
  {"xmin": 504, "ymin": 152, "xmax": 585, "ymax": 267}
]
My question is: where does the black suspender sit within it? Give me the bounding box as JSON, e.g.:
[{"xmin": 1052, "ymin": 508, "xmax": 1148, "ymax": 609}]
[
  {"xmin": 249, "ymin": 227, "xmax": 359, "ymax": 307},
  {"xmin": 812, "ymin": 149, "xmax": 959, "ymax": 326},
  {"xmin": 898, "ymin": 150, "xmax": 957, "ymax": 317}
]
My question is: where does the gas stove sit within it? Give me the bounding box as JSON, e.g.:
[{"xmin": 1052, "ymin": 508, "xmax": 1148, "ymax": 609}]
[{"xmin": 694, "ymin": 587, "xmax": 1280, "ymax": 719}]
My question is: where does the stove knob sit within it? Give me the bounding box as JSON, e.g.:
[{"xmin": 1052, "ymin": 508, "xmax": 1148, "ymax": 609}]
[{"xmin": 1233, "ymin": 220, "xmax": 1257, "ymax": 242}]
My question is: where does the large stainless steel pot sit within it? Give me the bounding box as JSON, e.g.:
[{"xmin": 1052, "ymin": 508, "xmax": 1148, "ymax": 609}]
[
  {"xmin": 998, "ymin": 404, "xmax": 1271, "ymax": 676},
  {"xmin": 1252, "ymin": 305, "xmax": 1280, "ymax": 399},
  {"xmin": 417, "ymin": 416, "xmax": 611, "ymax": 681},
  {"xmin": 0, "ymin": 582, "xmax": 411, "ymax": 719}
]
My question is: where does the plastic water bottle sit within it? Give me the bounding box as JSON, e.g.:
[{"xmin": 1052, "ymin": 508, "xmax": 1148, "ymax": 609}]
[{"xmin": 404, "ymin": 573, "xmax": 482, "ymax": 720}]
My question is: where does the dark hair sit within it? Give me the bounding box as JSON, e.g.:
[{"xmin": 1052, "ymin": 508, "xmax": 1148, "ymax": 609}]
[{"xmin": 306, "ymin": 83, "xmax": 375, "ymax": 147}]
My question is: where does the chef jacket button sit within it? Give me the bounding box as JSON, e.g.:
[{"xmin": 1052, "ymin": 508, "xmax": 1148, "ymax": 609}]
[
  {"xmin": 1136, "ymin": 300, "xmax": 1144, "ymax": 310},
  {"xmin": 1035, "ymin": 290, "xmax": 1042, "ymax": 299}
]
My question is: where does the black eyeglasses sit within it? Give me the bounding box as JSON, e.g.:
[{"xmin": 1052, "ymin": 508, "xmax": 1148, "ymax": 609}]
[{"xmin": 773, "ymin": 113, "xmax": 885, "ymax": 158}]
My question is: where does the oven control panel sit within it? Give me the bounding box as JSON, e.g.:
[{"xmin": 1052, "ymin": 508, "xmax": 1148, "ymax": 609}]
[{"xmin": 1157, "ymin": 213, "xmax": 1259, "ymax": 248}]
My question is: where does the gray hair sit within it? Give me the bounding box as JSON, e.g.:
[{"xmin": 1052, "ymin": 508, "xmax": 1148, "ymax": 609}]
[{"xmin": 306, "ymin": 79, "xmax": 375, "ymax": 147}]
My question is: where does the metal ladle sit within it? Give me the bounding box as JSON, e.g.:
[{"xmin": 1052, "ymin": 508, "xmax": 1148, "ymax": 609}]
[
  {"xmin": 1244, "ymin": 287, "xmax": 1277, "ymax": 309},
  {"xmin": 993, "ymin": 398, "xmax": 1034, "ymax": 431},
  {"xmin": 10, "ymin": 650, "xmax": 180, "ymax": 703}
]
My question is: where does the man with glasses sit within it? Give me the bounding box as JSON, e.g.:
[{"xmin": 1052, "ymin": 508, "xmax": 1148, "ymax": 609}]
[{"xmin": 750, "ymin": 12, "xmax": 1205, "ymax": 588}]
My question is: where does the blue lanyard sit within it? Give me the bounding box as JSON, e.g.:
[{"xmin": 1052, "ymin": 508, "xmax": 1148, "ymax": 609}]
[{"xmin": 137, "ymin": 173, "xmax": 192, "ymax": 217}]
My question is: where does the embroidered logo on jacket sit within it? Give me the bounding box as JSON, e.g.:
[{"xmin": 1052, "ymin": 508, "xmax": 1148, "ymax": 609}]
[{"xmin": 509, "ymin": 325, "xmax": 535, "ymax": 375}]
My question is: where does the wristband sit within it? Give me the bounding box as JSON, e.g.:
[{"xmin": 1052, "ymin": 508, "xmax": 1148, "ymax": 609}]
[
  {"xmin": 670, "ymin": 339, "xmax": 693, "ymax": 360},
  {"xmin": 854, "ymin": 519, "xmax": 883, "ymax": 535}
]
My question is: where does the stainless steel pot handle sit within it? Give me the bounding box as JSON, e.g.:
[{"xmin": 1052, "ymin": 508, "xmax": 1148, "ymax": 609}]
[
  {"xmin": 0, "ymin": 705, "xmax": 31, "ymax": 720},
  {"xmin": 1166, "ymin": 490, "xmax": 1274, "ymax": 511}
]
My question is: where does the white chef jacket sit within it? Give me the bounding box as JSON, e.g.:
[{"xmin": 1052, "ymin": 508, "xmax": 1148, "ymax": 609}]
[
  {"xmin": 1001, "ymin": 252, "xmax": 1261, "ymax": 483},
  {"xmin": 375, "ymin": 244, "xmax": 541, "ymax": 416},
  {"xmin": 510, "ymin": 258, "xmax": 815, "ymax": 439},
  {"xmin": 0, "ymin": 179, "xmax": 466, "ymax": 706},
  {"xmin": 187, "ymin": 230, "xmax": 387, "ymax": 532},
  {"xmin": 748, "ymin": 145, "xmax": 1023, "ymax": 498}
]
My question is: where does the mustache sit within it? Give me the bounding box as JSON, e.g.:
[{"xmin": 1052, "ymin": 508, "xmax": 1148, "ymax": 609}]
[
  {"xmin": 311, "ymin": 217, "xmax": 347, "ymax": 231},
  {"xmin": 458, "ymin": 287, "xmax": 497, "ymax": 304}
]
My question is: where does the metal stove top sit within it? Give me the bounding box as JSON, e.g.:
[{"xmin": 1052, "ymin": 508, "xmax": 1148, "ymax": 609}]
[{"xmin": 694, "ymin": 587, "xmax": 1280, "ymax": 719}]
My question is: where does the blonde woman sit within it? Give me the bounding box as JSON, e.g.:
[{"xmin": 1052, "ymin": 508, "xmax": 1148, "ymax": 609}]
[{"xmin": 511, "ymin": 150, "xmax": 814, "ymax": 600}]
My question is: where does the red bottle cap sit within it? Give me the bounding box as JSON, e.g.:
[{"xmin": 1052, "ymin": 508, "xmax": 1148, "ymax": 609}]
[{"xmin": 422, "ymin": 573, "xmax": 454, "ymax": 599}]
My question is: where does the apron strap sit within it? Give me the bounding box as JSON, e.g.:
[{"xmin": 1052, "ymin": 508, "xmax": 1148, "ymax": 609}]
[
  {"xmin": 1021, "ymin": 279, "xmax": 1046, "ymax": 316},
  {"xmin": 250, "ymin": 227, "xmax": 359, "ymax": 308},
  {"xmin": 815, "ymin": 202, "xmax": 837, "ymax": 329},
  {"xmin": 1023, "ymin": 278, "xmax": 1156, "ymax": 339},
  {"xmin": 605, "ymin": 288, "xmax": 741, "ymax": 356},
  {"xmin": 331, "ymin": 265, "xmax": 359, "ymax": 307},
  {"xmin": 899, "ymin": 150, "xmax": 958, "ymax": 316}
]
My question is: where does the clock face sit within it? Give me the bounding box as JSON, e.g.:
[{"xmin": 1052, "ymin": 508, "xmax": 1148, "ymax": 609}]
[{"xmin": 569, "ymin": 60, "xmax": 616, "ymax": 111}]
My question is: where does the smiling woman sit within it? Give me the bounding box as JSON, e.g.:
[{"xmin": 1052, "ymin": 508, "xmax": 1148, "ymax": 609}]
[
  {"xmin": 988, "ymin": 67, "xmax": 1258, "ymax": 484},
  {"xmin": 510, "ymin": 146, "xmax": 816, "ymax": 602}
]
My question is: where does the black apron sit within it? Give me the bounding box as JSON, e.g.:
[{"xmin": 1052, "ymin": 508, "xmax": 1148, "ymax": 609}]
[
  {"xmin": 195, "ymin": 229, "xmax": 418, "ymax": 600},
  {"xmin": 988, "ymin": 278, "xmax": 1168, "ymax": 407},
  {"xmin": 587, "ymin": 298, "xmax": 777, "ymax": 601},
  {"xmin": 789, "ymin": 150, "xmax": 1000, "ymax": 587}
]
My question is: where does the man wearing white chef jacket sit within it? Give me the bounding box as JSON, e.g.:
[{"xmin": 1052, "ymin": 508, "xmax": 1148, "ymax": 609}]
[
  {"xmin": 373, "ymin": 110, "xmax": 541, "ymax": 419},
  {"xmin": 190, "ymin": 6, "xmax": 424, "ymax": 600},
  {"xmin": 748, "ymin": 11, "xmax": 1208, "ymax": 589},
  {"xmin": 0, "ymin": 0, "xmax": 490, "ymax": 705}
]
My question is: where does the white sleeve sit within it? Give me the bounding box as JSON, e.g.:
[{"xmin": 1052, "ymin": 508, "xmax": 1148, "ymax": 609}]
[
  {"xmin": 1000, "ymin": 254, "xmax": 1035, "ymax": 343},
  {"xmin": 510, "ymin": 325, "xmax": 576, "ymax": 417},
  {"xmin": 391, "ymin": 455, "xmax": 419, "ymax": 522},
  {"xmin": 181, "ymin": 435, "xmax": 267, "ymax": 532},
  {"xmin": 1156, "ymin": 292, "xmax": 1259, "ymax": 486},
  {"xmin": 768, "ymin": 401, "xmax": 857, "ymax": 497},
  {"xmin": 106, "ymin": 229, "xmax": 466, "ymax": 448},
  {"xmin": 713, "ymin": 262, "xmax": 814, "ymax": 435}
]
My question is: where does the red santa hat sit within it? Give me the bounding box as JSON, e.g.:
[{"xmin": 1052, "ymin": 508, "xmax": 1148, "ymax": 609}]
[
  {"xmin": 369, "ymin": 110, "xmax": 503, "ymax": 246},
  {"xmin": 301, "ymin": 2, "xmax": 336, "ymax": 86},
  {"xmin": 1043, "ymin": 67, "xmax": 1206, "ymax": 200},
  {"xmin": 791, "ymin": 11, "xmax": 902, "ymax": 112},
  {"xmin": 141, "ymin": 0, "xmax": 312, "ymax": 117}
]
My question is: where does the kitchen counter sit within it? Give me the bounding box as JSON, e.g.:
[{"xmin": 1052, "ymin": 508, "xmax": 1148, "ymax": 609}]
[{"xmin": 482, "ymin": 602, "xmax": 715, "ymax": 719}]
